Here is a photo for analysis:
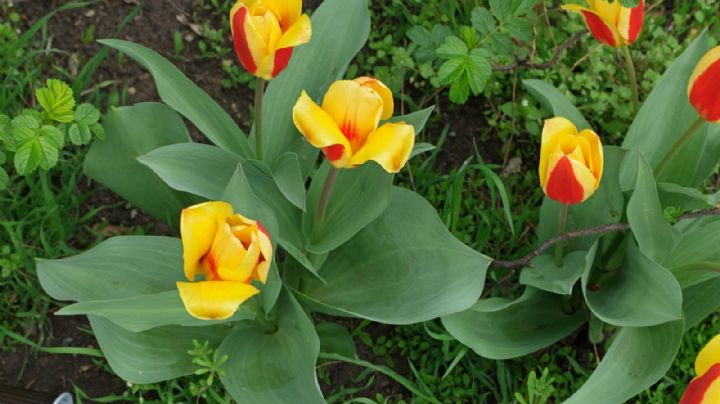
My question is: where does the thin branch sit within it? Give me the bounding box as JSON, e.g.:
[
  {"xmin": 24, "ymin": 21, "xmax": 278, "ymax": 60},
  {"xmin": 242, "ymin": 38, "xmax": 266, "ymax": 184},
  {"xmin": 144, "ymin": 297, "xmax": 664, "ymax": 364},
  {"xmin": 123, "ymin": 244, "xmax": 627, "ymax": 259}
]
[
  {"xmin": 491, "ymin": 208, "xmax": 720, "ymax": 270},
  {"xmin": 492, "ymin": 31, "xmax": 585, "ymax": 72}
]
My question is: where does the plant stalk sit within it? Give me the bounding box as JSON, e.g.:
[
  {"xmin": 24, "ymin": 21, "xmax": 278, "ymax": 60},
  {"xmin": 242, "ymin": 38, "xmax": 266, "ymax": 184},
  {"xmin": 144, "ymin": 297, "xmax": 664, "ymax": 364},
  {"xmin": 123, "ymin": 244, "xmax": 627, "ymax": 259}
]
[
  {"xmin": 315, "ymin": 167, "xmax": 340, "ymax": 228},
  {"xmin": 621, "ymin": 45, "xmax": 640, "ymax": 114},
  {"xmin": 251, "ymin": 300, "xmax": 277, "ymax": 334},
  {"xmin": 554, "ymin": 204, "xmax": 570, "ymax": 268},
  {"xmin": 254, "ymin": 78, "xmax": 266, "ymax": 160},
  {"xmin": 656, "ymin": 116, "xmax": 706, "ymax": 176}
]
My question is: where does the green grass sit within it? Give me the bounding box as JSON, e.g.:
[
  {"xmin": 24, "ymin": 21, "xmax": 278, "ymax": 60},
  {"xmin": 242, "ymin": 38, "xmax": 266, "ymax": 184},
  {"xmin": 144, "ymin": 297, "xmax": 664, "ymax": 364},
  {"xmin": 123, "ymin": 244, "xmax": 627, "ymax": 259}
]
[{"xmin": 1, "ymin": 1, "xmax": 719, "ymax": 403}]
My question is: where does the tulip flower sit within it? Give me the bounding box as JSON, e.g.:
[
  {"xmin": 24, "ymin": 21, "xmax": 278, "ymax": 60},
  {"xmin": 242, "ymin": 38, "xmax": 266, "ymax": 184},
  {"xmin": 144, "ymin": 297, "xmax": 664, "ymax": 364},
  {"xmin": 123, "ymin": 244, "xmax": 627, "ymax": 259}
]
[
  {"xmin": 688, "ymin": 46, "xmax": 720, "ymax": 123},
  {"xmin": 230, "ymin": 0, "xmax": 312, "ymax": 80},
  {"xmin": 292, "ymin": 77, "xmax": 415, "ymax": 174},
  {"xmin": 562, "ymin": 0, "xmax": 645, "ymax": 48},
  {"xmin": 681, "ymin": 334, "xmax": 720, "ymax": 403},
  {"xmin": 539, "ymin": 117, "xmax": 604, "ymax": 205},
  {"xmin": 177, "ymin": 201, "xmax": 272, "ymax": 320}
]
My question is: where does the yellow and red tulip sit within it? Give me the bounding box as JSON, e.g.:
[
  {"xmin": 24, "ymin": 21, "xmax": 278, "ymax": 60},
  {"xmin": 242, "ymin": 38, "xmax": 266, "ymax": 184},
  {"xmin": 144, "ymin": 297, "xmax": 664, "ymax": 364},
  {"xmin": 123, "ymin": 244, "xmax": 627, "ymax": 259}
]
[
  {"xmin": 563, "ymin": 0, "xmax": 645, "ymax": 47},
  {"xmin": 681, "ymin": 334, "xmax": 720, "ymax": 403},
  {"xmin": 230, "ymin": 0, "xmax": 312, "ymax": 80},
  {"xmin": 292, "ymin": 77, "xmax": 415, "ymax": 173},
  {"xmin": 177, "ymin": 201, "xmax": 272, "ymax": 320},
  {"xmin": 688, "ymin": 46, "xmax": 720, "ymax": 123},
  {"xmin": 539, "ymin": 117, "xmax": 604, "ymax": 205}
]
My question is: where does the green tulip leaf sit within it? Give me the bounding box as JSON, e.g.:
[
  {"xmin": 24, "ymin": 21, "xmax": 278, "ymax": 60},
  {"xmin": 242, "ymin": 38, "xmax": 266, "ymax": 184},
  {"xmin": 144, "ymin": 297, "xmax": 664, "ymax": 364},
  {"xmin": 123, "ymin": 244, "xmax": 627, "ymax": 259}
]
[
  {"xmin": 582, "ymin": 240, "xmax": 683, "ymax": 327},
  {"xmin": 84, "ymin": 103, "xmax": 199, "ymax": 228},
  {"xmin": 90, "ymin": 315, "xmax": 230, "ymax": 384},
  {"xmin": 682, "ymin": 277, "xmax": 720, "ymax": 330},
  {"xmin": 302, "ymin": 187, "xmax": 491, "ymax": 324},
  {"xmin": 219, "ymin": 290, "xmax": 324, "ymax": 404},
  {"xmin": 441, "ymin": 287, "xmax": 584, "ymax": 360},
  {"xmin": 565, "ymin": 320, "xmax": 685, "ymax": 404},
  {"xmin": 271, "ymin": 152, "xmax": 306, "ymax": 211},
  {"xmin": 522, "ymin": 79, "xmax": 590, "ymax": 130},
  {"xmin": 99, "ymin": 39, "xmax": 252, "ymax": 157},
  {"xmin": 520, "ymin": 249, "xmax": 591, "ymax": 295}
]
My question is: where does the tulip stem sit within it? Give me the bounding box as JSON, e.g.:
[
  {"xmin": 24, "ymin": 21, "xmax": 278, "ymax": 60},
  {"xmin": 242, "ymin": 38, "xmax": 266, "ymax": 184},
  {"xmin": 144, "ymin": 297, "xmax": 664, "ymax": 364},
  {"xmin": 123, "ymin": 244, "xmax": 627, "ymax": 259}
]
[
  {"xmin": 254, "ymin": 78, "xmax": 266, "ymax": 160},
  {"xmin": 621, "ymin": 45, "xmax": 640, "ymax": 114},
  {"xmin": 656, "ymin": 116, "xmax": 706, "ymax": 177},
  {"xmin": 315, "ymin": 167, "xmax": 340, "ymax": 229},
  {"xmin": 554, "ymin": 204, "xmax": 570, "ymax": 268},
  {"xmin": 251, "ymin": 300, "xmax": 278, "ymax": 334}
]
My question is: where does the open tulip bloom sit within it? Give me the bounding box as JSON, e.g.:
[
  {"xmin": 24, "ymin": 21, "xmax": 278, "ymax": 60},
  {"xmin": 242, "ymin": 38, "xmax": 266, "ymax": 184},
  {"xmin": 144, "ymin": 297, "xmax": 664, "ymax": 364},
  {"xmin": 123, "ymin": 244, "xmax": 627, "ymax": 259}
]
[
  {"xmin": 230, "ymin": 0, "xmax": 312, "ymax": 80},
  {"xmin": 563, "ymin": 0, "xmax": 645, "ymax": 48},
  {"xmin": 292, "ymin": 77, "xmax": 416, "ymax": 173},
  {"xmin": 539, "ymin": 117, "xmax": 603, "ymax": 205},
  {"xmin": 681, "ymin": 334, "xmax": 720, "ymax": 403},
  {"xmin": 177, "ymin": 201, "xmax": 272, "ymax": 320},
  {"xmin": 689, "ymin": 46, "xmax": 720, "ymax": 123}
]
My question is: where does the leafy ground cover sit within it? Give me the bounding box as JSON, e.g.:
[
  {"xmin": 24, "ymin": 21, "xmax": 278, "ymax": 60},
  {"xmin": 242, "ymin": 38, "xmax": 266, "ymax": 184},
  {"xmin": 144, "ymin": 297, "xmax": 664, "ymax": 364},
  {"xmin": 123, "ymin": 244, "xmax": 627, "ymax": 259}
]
[{"xmin": 0, "ymin": 0, "xmax": 718, "ymax": 402}]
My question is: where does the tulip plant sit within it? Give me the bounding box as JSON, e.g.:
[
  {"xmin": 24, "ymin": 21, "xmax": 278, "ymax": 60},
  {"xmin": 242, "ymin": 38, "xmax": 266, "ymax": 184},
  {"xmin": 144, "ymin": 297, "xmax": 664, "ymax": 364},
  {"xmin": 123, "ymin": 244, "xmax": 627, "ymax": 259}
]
[{"xmin": 36, "ymin": 0, "xmax": 720, "ymax": 402}]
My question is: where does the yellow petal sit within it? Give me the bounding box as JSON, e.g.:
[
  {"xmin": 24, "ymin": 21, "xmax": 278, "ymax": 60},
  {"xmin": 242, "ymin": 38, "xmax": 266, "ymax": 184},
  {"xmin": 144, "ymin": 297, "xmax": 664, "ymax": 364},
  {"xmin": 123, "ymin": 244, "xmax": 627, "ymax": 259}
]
[
  {"xmin": 277, "ymin": 14, "xmax": 312, "ymax": 50},
  {"xmin": 254, "ymin": 261, "xmax": 270, "ymax": 284},
  {"xmin": 697, "ymin": 334, "xmax": 720, "ymax": 377},
  {"xmin": 322, "ymin": 80, "xmax": 384, "ymax": 153},
  {"xmin": 176, "ymin": 281, "xmax": 258, "ymax": 320},
  {"xmin": 354, "ymin": 77, "xmax": 394, "ymax": 120},
  {"xmin": 350, "ymin": 122, "xmax": 415, "ymax": 173},
  {"xmin": 181, "ymin": 202, "xmax": 233, "ymax": 281},
  {"xmin": 539, "ymin": 117, "xmax": 578, "ymax": 187},
  {"xmin": 251, "ymin": 9, "xmax": 282, "ymax": 53},
  {"xmin": 262, "ymin": 0, "xmax": 301, "ymax": 31},
  {"xmin": 579, "ymin": 129, "xmax": 604, "ymax": 186},
  {"xmin": 562, "ymin": 4, "xmax": 624, "ymax": 47},
  {"xmin": 617, "ymin": 0, "xmax": 644, "ymax": 43},
  {"xmin": 588, "ymin": 0, "xmax": 622, "ymax": 25},
  {"xmin": 292, "ymin": 91, "xmax": 352, "ymax": 168},
  {"xmin": 210, "ymin": 221, "xmax": 255, "ymax": 283}
]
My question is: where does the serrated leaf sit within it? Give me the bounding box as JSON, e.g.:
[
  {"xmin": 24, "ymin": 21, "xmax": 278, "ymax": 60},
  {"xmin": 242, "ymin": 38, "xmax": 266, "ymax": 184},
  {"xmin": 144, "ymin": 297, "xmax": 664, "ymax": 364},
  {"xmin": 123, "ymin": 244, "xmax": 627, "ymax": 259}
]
[
  {"xmin": 437, "ymin": 36, "xmax": 468, "ymax": 58},
  {"xmin": 0, "ymin": 114, "xmax": 11, "ymax": 141},
  {"xmin": 0, "ymin": 167, "xmax": 8, "ymax": 190},
  {"xmin": 467, "ymin": 48, "xmax": 492, "ymax": 94},
  {"xmin": 75, "ymin": 103, "xmax": 100, "ymax": 126},
  {"xmin": 69, "ymin": 123, "xmax": 91, "ymax": 145},
  {"xmin": 12, "ymin": 127, "xmax": 36, "ymax": 143},
  {"xmin": 449, "ymin": 77, "xmax": 471, "ymax": 104},
  {"xmin": 437, "ymin": 58, "xmax": 466, "ymax": 84},
  {"xmin": 505, "ymin": 17, "xmax": 533, "ymax": 42},
  {"xmin": 36, "ymin": 79, "xmax": 75, "ymax": 123},
  {"xmin": 40, "ymin": 125, "xmax": 64, "ymax": 149},
  {"xmin": 471, "ymin": 7, "xmax": 496, "ymax": 36},
  {"xmin": 490, "ymin": 32, "xmax": 513, "ymax": 54},
  {"xmin": 12, "ymin": 114, "xmax": 40, "ymax": 130},
  {"xmin": 489, "ymin": 0, "xmax": 513, "ymax": 22},
  {"xmin": 89, "ymin": 122, "xmax": 105, "ymax": 140},
  {"xmin": 512, "ymin": 0, "xmax": 540, "ymax": 16},
  {"xmin": 458, "ymin": 26, "xmax": 478, "ymax": 48}
]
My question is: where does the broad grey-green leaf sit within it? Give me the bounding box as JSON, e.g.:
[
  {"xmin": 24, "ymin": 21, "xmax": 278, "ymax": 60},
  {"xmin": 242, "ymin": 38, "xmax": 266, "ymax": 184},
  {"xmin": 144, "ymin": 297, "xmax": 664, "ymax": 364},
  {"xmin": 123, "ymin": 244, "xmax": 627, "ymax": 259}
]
[
  {"xmin": 302, "ymin": 187, "xmax": 491, "ymax": 324},
  {"xmin": 271, "ymin": 152, "xmax": 306, "ymax": 211},
  {"xmin": 219, "ymin": 291, "xmax": 324, "ymax": 404},
  {"xmin": 441, "ymin": 287, "xmax": 584, "ymax": 360},
  {"xmin": 260, "ymin": 0, "xmax": 370, "ymax": 172},
  {"xmin": 90, "ymin": 315, "xmax": 230, "ymax": 384},
  {"xmin": 658, "ymin": 182, "xmax": 716, "ymax": 210},
  {"xmin": 523, "ymin": 79, "xmax": 590, "ymax": 130},
  {"xmin": 626, "ymin": 153, "xmax": 680, "ymax": 263},
  {"xmin": 582, "ymin": 240, "xmax": 683, "ymax": 327},
  {"xmin": 84, "ymin": 102, "xmax": 198, "ymax": 228},
  {"xmin": 565, "ymin": 320, "xmax": 685, "ymax": 404},
  {"xmin": 37, "ymin": 236, "xmax": 182, "ymax": 302},
  {"xmin": 519, "ymin": 250, "xmax": 590, "ymax": 295},
  {"xmin": 99, "ymin": 39, "xmax": 252, "ymax": 157},
  {"xmin": 682, "ymin": 277, "xmax": 720, "ymax": 330},
  {"xmin": 316, "ymin": 322, "xmax": 357, "ymax": 358},
  {"xmin": 57, "ymin": 290, "xmax": 254, "ymax": 332},
  {"xmin": 303, "ymin": 161, "xmax": 392, "ymax": 254}
]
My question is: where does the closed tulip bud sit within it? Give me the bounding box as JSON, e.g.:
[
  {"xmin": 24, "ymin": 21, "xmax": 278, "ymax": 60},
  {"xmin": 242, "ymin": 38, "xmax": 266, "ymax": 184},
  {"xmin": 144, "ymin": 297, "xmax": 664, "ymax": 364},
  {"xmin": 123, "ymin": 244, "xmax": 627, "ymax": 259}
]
[
  {"xmin": 292, "ymin": 77, "xmax": 415, "ymax": 173},
  {"xmin": 563, "ymin": 0, "xmax": 644, "ymax": 47},
  {"xmin": 681, "ymin": 334, "xmax": 720, "ymax": 403},
  {"xmin": 230, "ymin": 0, "xmax": 312, "ymax": 80},
  {"xmin": 539, "ymin": 117, "xmax": 604, "ymax": 205},
  {"xmin": 177, "ymin": 201, "xmax": 272, "ymax": 320},
  {"xmin": 688, "ymin": 46, "xmax": 720, "ymax": 123}
]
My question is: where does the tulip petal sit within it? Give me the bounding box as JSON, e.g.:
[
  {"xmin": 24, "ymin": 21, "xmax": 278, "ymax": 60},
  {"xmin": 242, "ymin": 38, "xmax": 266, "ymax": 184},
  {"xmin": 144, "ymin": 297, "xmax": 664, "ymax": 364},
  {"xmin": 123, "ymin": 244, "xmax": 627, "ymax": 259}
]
[
  {"xmin": 563, "ymin": 4, "xmax": 623, "ymax": 47},
  {"xmin": 579, "ymin": 129, "xmax": 604, "ymax": 185},
  {"xmin": 210, "ymin": 221, "xmax": 256, "ymax": 283},
  {"xmin": 322, "ymin": 80, "xmax": 385, "ymax": 153},
  {"xmin": 617, "ymin": 0, "xmax": 644, "ymax": 44},
  {"xmin": 231, "ymin": 4, "xmax": 265, "ymax": 75},
  {"xmin": 177, "ymin": 281, "xmax": 258, "ymax": 320},
  {"xmin": 354, "ymin": 77, "xmax": 394, "ymax": 120},
  {"xmin": 544, "ymin": 153, "xmax": 597, "ymax": 205},
  {"xmin": 262, "ymin": 0, "xmax": 302, "ymax": 31},
  {"xmin": 539, "ymin": 117, "xmax": 578, "ymax": 187},
  {"xmin": 293, "ymin": 91, "xmax": 352, "ymax": 167},
  {"xmin": 350, "ymin": 122, "xmax": 415, "ymax": 173},
  {"xmin": 681, "ymin": 363, "xmax": 720, "ymax": 404},
  {"xmin": 689, "ymin": 46, "xmax": 720, "ymax": 123},
  {"xmin": 277, "ymin": 14, "xmax": 312, "ymax": 50},
  {"xmin": 181, "ymin": 202, "xmax": 233, "ymax": 281},
  {"xmin": 697, "ymin": 334, "xmax": 720, "ymax": 377}
]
